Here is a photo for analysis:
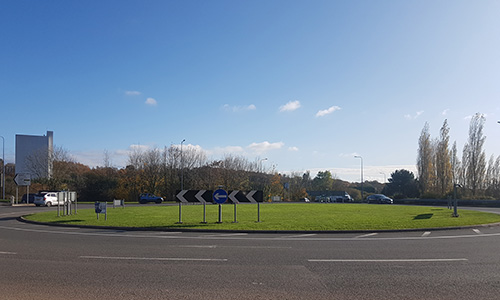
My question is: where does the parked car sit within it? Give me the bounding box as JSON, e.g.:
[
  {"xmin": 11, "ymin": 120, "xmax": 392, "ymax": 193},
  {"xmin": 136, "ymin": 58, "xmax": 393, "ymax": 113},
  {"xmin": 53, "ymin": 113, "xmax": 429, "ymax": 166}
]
[
  {"xmin": 21, "ymin": 193, "xmax": 37, "ymax": 204},
  {"xmin": 138, "ymin": 193, "xmax": 163, "ymax": 204},
  {"xmin": 367, "ymin": 194, "xmax": 393, "ymax": 204},
  {"xmin": 34, "ymin": 192, "xmax": 61, "ymax": 207}
]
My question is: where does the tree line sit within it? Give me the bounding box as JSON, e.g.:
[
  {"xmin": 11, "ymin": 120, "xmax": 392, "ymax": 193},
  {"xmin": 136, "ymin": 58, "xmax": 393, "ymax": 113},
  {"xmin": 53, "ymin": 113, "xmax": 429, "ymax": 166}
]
[
  {"xmin": 417, "ymin": 113, "xmax": 500, "ymax": 199},
  {"xmin": 1, "ymin": 113, "xmax": 498, "ymax": 202}
]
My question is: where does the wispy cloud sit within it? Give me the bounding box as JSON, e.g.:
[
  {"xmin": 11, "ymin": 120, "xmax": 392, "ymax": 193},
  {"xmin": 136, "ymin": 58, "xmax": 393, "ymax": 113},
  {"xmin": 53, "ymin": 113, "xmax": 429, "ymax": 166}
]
[
  {"xmin": 125, "ymin": 90, "xmax": 141, "ymax": 96},
  {"xmin": 288, "ymin": 146, "xmax": 299, "ymax": 151},
  {"xmin": 279, "ymin": 100, "xmax": 301, "ymax": 112},
  {"xmin": 442, "ymin": 109, "xmax": 450, "ymax": 116},
  {"xmin": 223, "ymin": 104, "xmax": 257, "ymax": 112},
  {"xmin": 145, "ymin": 97, "xmax": 157, "ymax": 106},
  {"xmin": 247, "ymin": 141, "xmax": 284, "ymax": 154},
  {"xmin": 404, "ymin": 110, "xmax": 424, "ymax": 120},
  {"xmin": 316, "ymin": 106, "xmax": 341, "ymax": 117}
]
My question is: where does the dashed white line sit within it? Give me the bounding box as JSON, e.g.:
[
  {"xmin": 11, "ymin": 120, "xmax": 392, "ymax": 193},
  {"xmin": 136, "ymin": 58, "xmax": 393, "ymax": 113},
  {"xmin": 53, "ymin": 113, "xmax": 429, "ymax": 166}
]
[
  {"xmin": 355, "ymin": 233, "xmax": 378, "ymax": 238},
  {"xmin": 286, "ymin": 234, "xmax": 317, "ymax": 238},
  {"xmin": 422, "ymin": 232, "xmax": 431, "ymax": 237},
  {"xmin": 0, "ymin": 251, "xmax": 17, "ymax": 255},
  {"xmin": 473, "ymin": 229, "xmax": 482, "ymax": 235},
  {"xmin": 308, "ymin": 258, "xmax": 468, "ymax": 263},
  {"xmin": 79, "ymin": 256, "xmax": 227, "ymax": 262},
  {"xmin": 202, "ymin": 233, "xmax": 248, "ymax": 237}
]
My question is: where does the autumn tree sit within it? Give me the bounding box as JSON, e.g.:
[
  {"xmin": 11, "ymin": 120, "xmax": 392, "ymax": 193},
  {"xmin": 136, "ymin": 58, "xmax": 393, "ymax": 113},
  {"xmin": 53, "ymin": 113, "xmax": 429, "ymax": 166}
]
[
  {"xmin": 417, "ymin": 123, "xmax": 436, "ymax": 196},
  {"xmin": 435, "ymin": 120, "xmax": 452, "ymax": 196},
  {"xmin": 462, "ymin": 113, "xmax": 487, "ymax": 195}
]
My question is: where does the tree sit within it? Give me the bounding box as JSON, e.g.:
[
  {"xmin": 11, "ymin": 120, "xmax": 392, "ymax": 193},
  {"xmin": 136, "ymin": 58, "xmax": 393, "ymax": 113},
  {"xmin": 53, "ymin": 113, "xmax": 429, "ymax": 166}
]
[
  {"xmin": 417, "ymin": 123, "xmax": 435, "ymax": 195},
  {"xmin": 463, "ymin": 113, "xmax": 487, "ymax": 195},
  {"xmin": 312, "ymin": 170, "xmax": 333, "ymax": 191},
  {"xmin": 435, "ymin": 120, "xmax": 452, "ymax": 196},
  {"xmin": 382, "ymin": 169, "xmax": 419, "ymax": 198}
]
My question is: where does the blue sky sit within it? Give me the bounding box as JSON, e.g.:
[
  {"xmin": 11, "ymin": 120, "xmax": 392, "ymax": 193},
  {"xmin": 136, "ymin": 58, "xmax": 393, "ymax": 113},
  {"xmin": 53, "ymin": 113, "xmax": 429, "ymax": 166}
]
[{"xmin": 2, "ymin": 0, "xmax": 500, "ymax": 182}]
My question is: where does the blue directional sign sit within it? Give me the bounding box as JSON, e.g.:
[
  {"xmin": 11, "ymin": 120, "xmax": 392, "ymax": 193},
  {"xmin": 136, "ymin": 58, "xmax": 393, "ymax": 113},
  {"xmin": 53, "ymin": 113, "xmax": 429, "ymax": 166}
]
[{"xmin": 213, "ymin": 189, "xmax": 228, "ymax": 204}]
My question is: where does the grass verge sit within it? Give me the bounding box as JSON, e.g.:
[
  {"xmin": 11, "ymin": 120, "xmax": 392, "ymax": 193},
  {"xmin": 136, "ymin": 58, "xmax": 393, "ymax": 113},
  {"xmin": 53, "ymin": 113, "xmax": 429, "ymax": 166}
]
[{"xmin": 23, "ymin": 203, "xmax": 500, "ymax": 231}]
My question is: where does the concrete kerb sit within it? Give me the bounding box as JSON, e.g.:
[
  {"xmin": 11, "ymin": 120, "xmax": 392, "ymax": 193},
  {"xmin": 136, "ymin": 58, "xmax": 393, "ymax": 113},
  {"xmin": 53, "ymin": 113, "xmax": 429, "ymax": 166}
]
[{"xmin": 17, "ymin": 215, "xmax": 500, "ymax": 234}]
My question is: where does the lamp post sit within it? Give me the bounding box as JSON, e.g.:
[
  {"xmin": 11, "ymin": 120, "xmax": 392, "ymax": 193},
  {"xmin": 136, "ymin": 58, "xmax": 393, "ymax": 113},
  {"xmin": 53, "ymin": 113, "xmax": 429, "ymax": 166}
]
[
  {"xmin": 259, "ymin": 158, "xmax": 268, "ymax": 173},
  {"xmin": 180, "ymin": 139, "xmax": 185, "ymax": 191},
  {"xmin": 0, "ymin": 136, "xmax": 4, "ymax": 201},
  {"xmin": 355, "ymin": 155, "xmax": 364, "ymax": 201},
  {"xmin": 379, "ymin": 172, "xmax": 386, "ymax": 183}
]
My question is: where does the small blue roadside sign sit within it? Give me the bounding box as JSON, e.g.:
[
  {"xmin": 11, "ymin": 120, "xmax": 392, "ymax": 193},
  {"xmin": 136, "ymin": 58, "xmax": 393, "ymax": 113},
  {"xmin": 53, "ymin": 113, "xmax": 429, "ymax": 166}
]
[
  {"xmin": 213, "ymin": 189, "xmax": 228, "ymax": 204},
  {"xmin": 95, "ymin": 202, "xmax": 102, "ymax": 213}
]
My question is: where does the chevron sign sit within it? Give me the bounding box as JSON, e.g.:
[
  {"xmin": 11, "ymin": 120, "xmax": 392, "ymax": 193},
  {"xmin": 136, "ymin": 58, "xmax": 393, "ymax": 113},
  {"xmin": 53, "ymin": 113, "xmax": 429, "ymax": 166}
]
[{"xmin": 176, "ymin": 190, "xmax": 263, "ymax": 203}]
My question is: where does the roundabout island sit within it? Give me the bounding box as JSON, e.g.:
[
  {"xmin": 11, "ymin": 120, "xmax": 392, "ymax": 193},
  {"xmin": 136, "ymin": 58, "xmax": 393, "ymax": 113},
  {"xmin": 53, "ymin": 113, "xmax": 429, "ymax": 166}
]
[{"xmin": 21, "ymin": 203, "xmax": 500, "ymax": 232}]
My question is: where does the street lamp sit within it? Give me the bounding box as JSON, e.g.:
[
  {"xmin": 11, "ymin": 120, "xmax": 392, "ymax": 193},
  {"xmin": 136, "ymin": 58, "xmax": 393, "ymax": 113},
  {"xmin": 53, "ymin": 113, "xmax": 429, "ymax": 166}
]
[
  {"xmin": 379, "ymin": 172, "xmax": 386, "ymax": 183},
  {"xmin": 259, "ymin": 158, "xmax": 268, "ymax": 173},
  {"xmin": 0, "ymin": 136, "xmax": 4, "ymax": 201},
  {"xmin": 181, "ymin": 139, "xmax": 185, "ymax": 191},
  {"xmin": 354, "ymin": 155, "xmax": 364, "ymax": 201}
]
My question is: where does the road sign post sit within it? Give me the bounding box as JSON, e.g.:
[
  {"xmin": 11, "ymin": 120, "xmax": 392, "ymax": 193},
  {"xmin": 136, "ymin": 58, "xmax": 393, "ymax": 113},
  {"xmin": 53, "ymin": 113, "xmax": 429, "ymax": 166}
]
[{"xmin": 213, "ymin": 189, "xmax": 228, "ymax": 223}]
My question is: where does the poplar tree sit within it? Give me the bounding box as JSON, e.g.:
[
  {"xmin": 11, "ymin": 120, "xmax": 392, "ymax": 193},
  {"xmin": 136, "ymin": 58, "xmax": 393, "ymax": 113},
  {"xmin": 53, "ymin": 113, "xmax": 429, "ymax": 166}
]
[
  {"xmin": 435, "ymin": 120, "xmax": 452, "ymax": 196},
  {"xmin": 417, "ymin": 122, "xmax": 435, "ymax": 195},
  {"xmin": 463, "ymin": 113, "xmax": 486, "ymax": 195}
]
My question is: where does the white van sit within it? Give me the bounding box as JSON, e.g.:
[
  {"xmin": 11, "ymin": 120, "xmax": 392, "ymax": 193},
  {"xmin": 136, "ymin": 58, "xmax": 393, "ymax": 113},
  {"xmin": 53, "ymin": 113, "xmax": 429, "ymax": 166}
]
[{"xmin": 34, "ymin": 192, "xmax": 61, "ymax": 207}]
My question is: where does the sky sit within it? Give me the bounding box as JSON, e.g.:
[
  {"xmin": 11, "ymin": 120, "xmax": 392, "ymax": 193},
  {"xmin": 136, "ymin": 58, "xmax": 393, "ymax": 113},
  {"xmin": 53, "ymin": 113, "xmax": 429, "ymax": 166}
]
[{"xmin": 1, "ymin": 0, "xmax": 500, "ymax": 182}]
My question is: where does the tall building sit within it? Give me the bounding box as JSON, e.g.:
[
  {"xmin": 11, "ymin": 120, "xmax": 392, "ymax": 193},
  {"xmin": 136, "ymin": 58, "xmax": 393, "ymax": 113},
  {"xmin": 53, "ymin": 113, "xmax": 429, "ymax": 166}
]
[{"xmin": 15, "ymin": 131, "xmax": 53, "ymax": 179}]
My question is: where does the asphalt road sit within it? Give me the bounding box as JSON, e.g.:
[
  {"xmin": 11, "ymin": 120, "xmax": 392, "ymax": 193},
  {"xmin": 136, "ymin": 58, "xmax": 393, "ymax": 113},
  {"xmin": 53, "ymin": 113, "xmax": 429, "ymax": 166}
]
[{"xmin": 1, "ymin": 205, "xmax": 500, "ymax": 300}]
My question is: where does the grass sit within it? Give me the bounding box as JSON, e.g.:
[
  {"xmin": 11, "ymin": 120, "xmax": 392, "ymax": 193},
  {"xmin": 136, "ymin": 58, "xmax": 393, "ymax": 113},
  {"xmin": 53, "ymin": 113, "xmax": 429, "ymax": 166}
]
[{"xmin": 23, "ymin": 203, "xmax": 500, "ymax": 231}]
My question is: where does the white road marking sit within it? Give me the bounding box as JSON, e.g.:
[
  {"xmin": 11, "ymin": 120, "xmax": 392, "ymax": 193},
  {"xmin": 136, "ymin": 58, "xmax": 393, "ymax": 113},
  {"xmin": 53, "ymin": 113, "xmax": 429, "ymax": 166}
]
[
  {"xmin": 422, "ymin": 232, "xmax": 431, "ymax": 237},
  {"xmin": 355, "ymin": 233, "xmax": 378, "ymax": 238},
  {"xmin": 2, "ymin": 225, "xmax": 500, "ymax": 242},
  {"xmin": 202, "ymin": 233, "xmax": 248, "ymax": 237},
  {"xmin": 286, "ymin": 234, "xmax": 317, "ymax": 238},
  {"xmin": 79, "ymin": 256, "xmax": 227, "ymax": 262},
  {"xmin": 473, "ymin": 229, "xmax": 482, "ymax": 235},
  {"xmin": 308, "ymin": 258, "xmax": 468, "ymax": 263},
  {"xmin": 179, "ymin": 245, "xmax": 217, "ymax": 248},
  {"xmin": 0, "ymin": 251, "xmax": 17, "ymax": 255}
]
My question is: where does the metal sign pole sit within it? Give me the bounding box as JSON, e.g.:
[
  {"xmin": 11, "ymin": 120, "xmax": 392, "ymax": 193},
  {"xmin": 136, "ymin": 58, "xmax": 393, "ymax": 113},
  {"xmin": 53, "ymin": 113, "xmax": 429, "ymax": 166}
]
[
  {"xmin": 233, "ymin": 203, "xmax": 238, "ymax": 223},
  {"xmin": 257, "ymin": 202, "xmax": 261, "ymax": 223},
  {"xmin": 202, "ymin": 202, "xmax": 207, "ymax": 224},
  {"xmin": 176, "ymin": 202, "xmax": 183, "ymax": 224},
  {"xmin": 217, "ymin": 204, "xmax": 222, "ymax": 223}
]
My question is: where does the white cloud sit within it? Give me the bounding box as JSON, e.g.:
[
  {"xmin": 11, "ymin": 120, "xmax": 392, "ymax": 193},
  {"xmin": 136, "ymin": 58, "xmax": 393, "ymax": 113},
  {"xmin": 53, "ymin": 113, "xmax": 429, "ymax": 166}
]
[
  {"xmin": 442, "ymin": 109, "xmax": 450, "ymax": 116},
  {"xmin": 247, "ymin": 141, "xmax": 284, "ymax": 154},
  {"xmin": 279, "ymin": 100, "xmax": 301, "ymax": 112},
  {"xmin": 316, "ymin": 106, "xmax": 341, "ymax": 117},
  {"xmin": 288, "ymin": 146, "xmax": 299, "ymax": 152},
  {"xmin": 145, "ymin": 98, "xmax": 157, "ymax": 106},
  {"xmin": 125, "ymin": 90, "xmax": 141, "ymax": 96},
  {"xmin": 404, "ymin": 110, "xmax": 424, "ymax": 120},
  {"xmin": 223, "ymin": 104, "xmax": 257, "ymax": 112}
]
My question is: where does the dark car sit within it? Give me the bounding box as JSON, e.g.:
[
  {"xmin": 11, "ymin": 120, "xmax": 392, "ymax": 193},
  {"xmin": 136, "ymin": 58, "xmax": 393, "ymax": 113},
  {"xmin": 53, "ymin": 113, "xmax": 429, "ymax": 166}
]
[
  {"xmin": 22, "ymin": 193, "xmax": 37, "ymax": 204},
  {"xmin": 366, "ymin": 194, "xmax": 393, "ymax": 204}
]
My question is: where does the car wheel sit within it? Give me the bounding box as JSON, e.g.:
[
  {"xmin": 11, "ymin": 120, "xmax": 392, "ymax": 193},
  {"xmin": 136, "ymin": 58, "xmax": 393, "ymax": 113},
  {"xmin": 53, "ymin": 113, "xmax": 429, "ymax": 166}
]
[{"xmin": 46, "ymin": 202, "xmax": 52, "ymax": 207}]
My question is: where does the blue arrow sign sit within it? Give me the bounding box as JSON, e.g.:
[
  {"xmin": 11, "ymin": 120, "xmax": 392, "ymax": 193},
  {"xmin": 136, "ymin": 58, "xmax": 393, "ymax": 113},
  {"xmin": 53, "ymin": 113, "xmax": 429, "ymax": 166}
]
[{"xmin": 213, "ymin": 189, "xmax": 228, "ymax": 204}]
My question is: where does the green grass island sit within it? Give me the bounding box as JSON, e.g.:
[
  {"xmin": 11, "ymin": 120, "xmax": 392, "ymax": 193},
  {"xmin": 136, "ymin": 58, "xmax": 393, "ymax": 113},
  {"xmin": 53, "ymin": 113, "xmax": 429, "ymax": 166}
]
[{"xmin": 24, "ymin": 203, "xmax": 500, "ymax": 232}]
